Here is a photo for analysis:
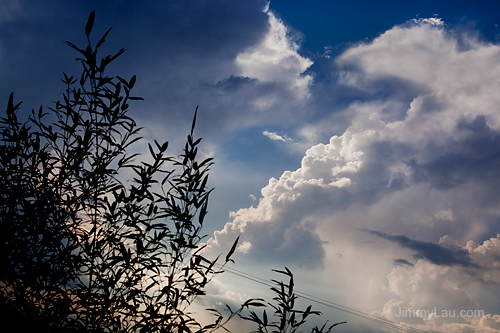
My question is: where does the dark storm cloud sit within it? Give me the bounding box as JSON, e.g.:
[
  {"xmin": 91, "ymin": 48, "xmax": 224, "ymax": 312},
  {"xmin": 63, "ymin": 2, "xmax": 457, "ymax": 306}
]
[
  {"xmin": 0, "ymin": 0, "xmax": 269, "ymax": 63},
  {"xmin": 366, "ymin": 230, "xmax": 476, "ymax": 267},
  {"xmin": 0, "ymin": 0, "xmax": 271, "ymax": 136}
]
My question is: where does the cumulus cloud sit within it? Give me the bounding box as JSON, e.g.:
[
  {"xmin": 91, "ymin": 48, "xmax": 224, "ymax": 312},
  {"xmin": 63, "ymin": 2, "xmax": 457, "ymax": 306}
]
[{"xmin": 206, "ymin": 18, "xmax": 500, "ymax": 332}]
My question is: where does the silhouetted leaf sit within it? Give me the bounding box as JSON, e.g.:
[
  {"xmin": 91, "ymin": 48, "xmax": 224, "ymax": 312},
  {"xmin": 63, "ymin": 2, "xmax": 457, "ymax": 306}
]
[
  {"xmin": 85, "ymin": 11, "xmax": 95, "ymax": 37},
  {"xmin": 96, "ymin": 27, "xmax": 112, "ymax": 49},
  {"xmin": 191, "ymin": 106, "xmax": 198, "ymax": 136},
  {"xmin": 129, "ymin": 75, "xmax": 136, "ymax": 88},
  {"xmin": 225, "ymin": 236, "xmax": 239, "ymax": 263}
]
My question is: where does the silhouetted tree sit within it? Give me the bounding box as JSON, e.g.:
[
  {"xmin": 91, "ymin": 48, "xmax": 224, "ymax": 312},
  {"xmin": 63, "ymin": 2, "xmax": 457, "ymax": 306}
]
[
  {"xmin": 0, "ymin": 11, "xmax": 345, "ymax": 333},
  {"xmin": 0, "ymin": 11, "xmax": 237, "ymax": 333}
]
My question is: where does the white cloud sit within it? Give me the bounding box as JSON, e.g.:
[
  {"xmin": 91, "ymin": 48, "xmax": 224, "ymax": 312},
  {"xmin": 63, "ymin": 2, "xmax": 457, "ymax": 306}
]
[
  {"xmin": 237, "ymin": 241, "xmax": 252, "ymax": 254},
  {"xmin": 206, "ymin": 18, "xmax": 500, "ymax": 332},
  {"xmin": 412, "ymin": 17, "xmax": 444, "ymax": 26},
  {"xmin": 262, "ymin": 130, "xmax": 290, "ymax": 142},
  {"xmin": 262, "ymin": 1, "xmax": 270, "ymax": 13},
  {"xmin": 235, "ymin": 7, "xmax": 313, "ymax": 101}
]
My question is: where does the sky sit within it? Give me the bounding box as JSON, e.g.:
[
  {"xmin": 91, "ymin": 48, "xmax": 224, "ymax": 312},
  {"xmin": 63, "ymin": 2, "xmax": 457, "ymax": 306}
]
[{"xmin": 2, "ymin": 0, "xmax": 500, "ymax": 332}]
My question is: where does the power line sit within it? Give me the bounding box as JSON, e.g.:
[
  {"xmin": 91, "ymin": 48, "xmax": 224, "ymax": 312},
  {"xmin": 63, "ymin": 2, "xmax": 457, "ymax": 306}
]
[
  {"xmin": 219, "ymin": 265, "xmax": 426, "ymax": 333},
  {"xmin": 215, "ymin": 264, "xmax": 428, "ymax": 333}
]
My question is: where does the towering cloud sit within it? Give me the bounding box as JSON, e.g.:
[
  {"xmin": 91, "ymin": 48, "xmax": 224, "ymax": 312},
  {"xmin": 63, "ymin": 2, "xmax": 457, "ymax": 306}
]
[
  {"xmin": 207, "ymin": 19, "xmax": 500, "ymax": 332},
  {"xmin": 235, "ymin": 7, "xmax": 313, "ymax": 101}
]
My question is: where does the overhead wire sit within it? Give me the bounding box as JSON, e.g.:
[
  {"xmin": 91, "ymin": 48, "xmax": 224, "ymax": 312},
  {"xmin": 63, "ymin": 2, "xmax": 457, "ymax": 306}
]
[{"xmin": 213, "ymin": 264, "xmax": 429, "ymax": 333}]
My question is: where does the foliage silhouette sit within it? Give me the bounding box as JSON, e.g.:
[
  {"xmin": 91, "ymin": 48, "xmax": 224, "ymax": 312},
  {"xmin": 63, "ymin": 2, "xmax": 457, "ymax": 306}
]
[
  {"xmin": 0, "ymin": 11, "xmax": 238, "ymax": 333},
  {"xmin": 240, "ymin": 268, "xmax": 346, "ymax": 333},
  {"xmin": 0, "ymin": 11, "xmax": 345, "ymax": 333}
]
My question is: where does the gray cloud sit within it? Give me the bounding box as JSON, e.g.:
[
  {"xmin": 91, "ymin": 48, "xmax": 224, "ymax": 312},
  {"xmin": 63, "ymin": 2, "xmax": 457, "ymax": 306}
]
[
  {"xmin": 242, "ymin": 219, "xmax": 326, "ymax": 269},
  {"xmin": 210, "ymin": 75, "xmax": 258, "ymax": 91},
  {"xmin": 406, "ymin": 115, "xmax": 500, "ymax": 191},
  {"xmin": 365, "ymin": 230, "xmax": 476, "ymax": 267},
  {"xmin": 393, "ymin": 259, "xmax": 414, "ymax": 267}
]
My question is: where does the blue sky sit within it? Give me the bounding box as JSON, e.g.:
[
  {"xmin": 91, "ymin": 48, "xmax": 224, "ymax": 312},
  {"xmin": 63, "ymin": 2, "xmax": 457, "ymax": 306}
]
[
  {"xmin": 270, "ymin": 0, "xmax": 500, "ymax": 52},
  {"xmin": 3, "ymin": 1, "xmax": 500, "ymax": 332}
]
